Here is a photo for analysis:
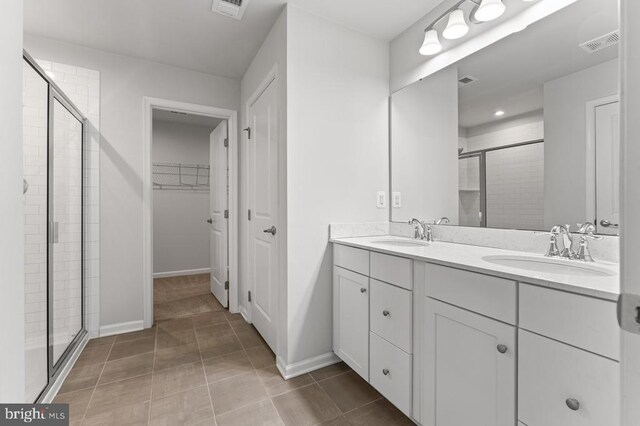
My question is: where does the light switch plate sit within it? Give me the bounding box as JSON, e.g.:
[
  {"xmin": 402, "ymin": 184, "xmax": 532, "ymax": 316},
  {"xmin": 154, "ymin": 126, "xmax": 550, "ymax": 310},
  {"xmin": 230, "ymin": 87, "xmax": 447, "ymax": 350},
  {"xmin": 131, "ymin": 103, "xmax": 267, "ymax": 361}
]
[
  {"xmin": 392, "ymin": 192, "xmax": 402, "ymax": 208},
  {"xmin": 376, "ymin": 191, "xmax": 386, "ymax": 208}
]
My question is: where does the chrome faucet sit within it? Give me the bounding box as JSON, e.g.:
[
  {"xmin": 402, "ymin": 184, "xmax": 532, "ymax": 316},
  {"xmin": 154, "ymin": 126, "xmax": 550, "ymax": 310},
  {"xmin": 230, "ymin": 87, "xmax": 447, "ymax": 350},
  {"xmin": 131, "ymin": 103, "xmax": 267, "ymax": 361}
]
[
  {"xmin": 538, "ymin": 223, "xmax": 602, "ymax": 262},
  {"xmin": 575, "ymin": 222, "xmax": 603, "ymax": 262},
  {"xmin": 408, "ymin": 218, "xmax": 427, "ymax": 240},
  {"xmin": 435, "ymin": 216, "xmax": 450, "ymax": 225},
  {"xmin": 554, "ymin": 224, "xmax": 575, "ymax": 259}
]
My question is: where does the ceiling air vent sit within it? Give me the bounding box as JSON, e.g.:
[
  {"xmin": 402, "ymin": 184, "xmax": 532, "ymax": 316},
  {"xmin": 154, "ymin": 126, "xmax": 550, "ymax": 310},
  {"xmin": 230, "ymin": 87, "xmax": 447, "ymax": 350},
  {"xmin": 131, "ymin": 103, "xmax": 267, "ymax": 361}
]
[
  {"xmin": 211, "ymin": 0, "xmax": 250, "ymax": 20},
  {"xmin": 580, "ymin": 30, "xmax": 620, "ymax": 54},
  {"xmin": 458, "ymin": 75, "xmax": 478, "ymax": 88}
]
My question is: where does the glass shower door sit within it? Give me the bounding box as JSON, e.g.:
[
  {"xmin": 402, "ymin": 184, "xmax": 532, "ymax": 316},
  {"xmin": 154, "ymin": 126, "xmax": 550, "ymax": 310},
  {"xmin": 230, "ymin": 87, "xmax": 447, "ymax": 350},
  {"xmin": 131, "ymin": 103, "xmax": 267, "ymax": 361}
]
[{"xmin": 50, "ymin": 93, "xmax": 84, "ymax": 368}]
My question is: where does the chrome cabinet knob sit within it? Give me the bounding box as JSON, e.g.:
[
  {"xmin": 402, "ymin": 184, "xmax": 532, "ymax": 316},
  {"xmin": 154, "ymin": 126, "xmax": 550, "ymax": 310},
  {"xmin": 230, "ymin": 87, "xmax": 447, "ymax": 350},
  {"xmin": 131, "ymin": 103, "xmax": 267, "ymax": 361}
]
[
  {"xmin": 360, "ymin": 288, "xmax": 367, "ymax": 293},
  {"xmin": 566, "ymin": 398, "xmax": 580, "ymax": 411},
  {"xmin": 382, "ymin": 369, "xmax": 390, "ymax": 376},
  {"xmin": 497, "ymin": 344, "xmax": 508, "ymax": 354},
  {"xmin": 382, "ymin": 310, "xmax": 390, "ymax": 317}
]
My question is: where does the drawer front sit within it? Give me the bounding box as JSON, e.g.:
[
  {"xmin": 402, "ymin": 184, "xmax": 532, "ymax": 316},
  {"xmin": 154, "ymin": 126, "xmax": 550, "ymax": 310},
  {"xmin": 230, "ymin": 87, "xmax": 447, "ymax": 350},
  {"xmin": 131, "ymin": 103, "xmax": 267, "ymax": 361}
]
[
  {"xmin": 519, "ymin": 283, "xmax": 619, "ymax": 360},
  {"xmin": 370, "ymin": 332, "xmax": 412, "ymax": 417},
  {"xmin": 370, "ymin": 279, "xmax": 412, "ymax": 353},
  {"xmin": 519, "ymin": 330, "xmax": 620, "ymax": 426},
  {"xmin": 334, "ymin": 244, "xmax": 369, "ymax": 276},
  {"xmin": 425, "ymin": 263, "xmax": 516, "ymax": 324},
  {"xmin": 370, "ymin": 252, "xmax": 412, "ymax": 290}
]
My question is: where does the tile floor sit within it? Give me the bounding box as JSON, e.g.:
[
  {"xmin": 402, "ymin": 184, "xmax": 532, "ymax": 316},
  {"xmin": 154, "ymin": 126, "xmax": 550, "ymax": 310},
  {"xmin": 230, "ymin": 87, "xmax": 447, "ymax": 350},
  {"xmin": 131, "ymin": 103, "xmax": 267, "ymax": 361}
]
[{"xmin": 54, "ymin": 274, "xmax": 414, "ymax": 425}]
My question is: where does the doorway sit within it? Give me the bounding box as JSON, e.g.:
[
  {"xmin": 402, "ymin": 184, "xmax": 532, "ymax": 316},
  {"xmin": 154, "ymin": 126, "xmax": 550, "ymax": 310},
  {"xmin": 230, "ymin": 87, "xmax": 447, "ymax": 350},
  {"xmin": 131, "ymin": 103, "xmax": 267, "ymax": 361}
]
[{"xmin": 143, "ymin": 98, "xmax": 239, "ymax": 328}]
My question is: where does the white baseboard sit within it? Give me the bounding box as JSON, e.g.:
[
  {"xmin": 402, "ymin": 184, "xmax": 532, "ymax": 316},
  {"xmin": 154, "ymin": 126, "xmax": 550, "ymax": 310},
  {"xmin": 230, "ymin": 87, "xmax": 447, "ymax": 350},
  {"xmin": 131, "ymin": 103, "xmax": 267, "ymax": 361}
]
[
  {"xmin": 239, "ymin": 306, "xmax": 251, "ymax": 322},
  {"xmin": 153, "ymin": 268, "xmax": 211, "ymax": 278},
  {"xmin": 276, "ymin": 352, "xmax": 341, "ymax": 380},
  {"xmin": 99, "ymin": 320, "xmax": 145, "ymax": 337},
  {"xmin": 40, "ymin": 334, "xmax": 89, "ymax": 403}
]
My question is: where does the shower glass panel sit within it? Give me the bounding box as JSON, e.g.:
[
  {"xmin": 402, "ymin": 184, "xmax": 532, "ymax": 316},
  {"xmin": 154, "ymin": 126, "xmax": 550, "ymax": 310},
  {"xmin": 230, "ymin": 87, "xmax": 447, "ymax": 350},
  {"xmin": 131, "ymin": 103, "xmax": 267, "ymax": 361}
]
[
  {"xmin": 50, "ymin": 97, "xmax": 84, "ymax": 366},
  {"xmin": 23, "ymin": 61, "xmax": 49, "ymax": 403},
  {"xmin": 458, "ymin": 154, "xmax": 483, "ymax": 227}
]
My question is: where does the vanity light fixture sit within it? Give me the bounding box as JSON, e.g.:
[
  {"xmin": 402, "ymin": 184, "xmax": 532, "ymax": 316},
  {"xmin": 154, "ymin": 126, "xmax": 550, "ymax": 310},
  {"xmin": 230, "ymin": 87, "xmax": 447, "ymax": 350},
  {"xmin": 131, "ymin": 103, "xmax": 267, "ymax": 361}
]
[
  {"xmin": 420, "ymin": 29, "xmax": 443, "ymax": 55},
  {"xmin": 443, "ymin": 9, "xmax": 469, "ymax": 40},
  {"xmin": 474, "ymin": 0, "xmax": 506, "ymax": 22},
  {"xmin": 494, "ymin": 110, "xmax": 505, "ymax": 117}
]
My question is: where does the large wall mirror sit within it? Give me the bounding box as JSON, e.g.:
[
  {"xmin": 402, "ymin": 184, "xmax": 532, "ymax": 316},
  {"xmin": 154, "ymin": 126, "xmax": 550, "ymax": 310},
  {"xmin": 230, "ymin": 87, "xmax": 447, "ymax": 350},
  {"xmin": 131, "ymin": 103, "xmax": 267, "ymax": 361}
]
[{"xmin": 390, "ymin": 0, "xmax": 619, "ymax": 235}]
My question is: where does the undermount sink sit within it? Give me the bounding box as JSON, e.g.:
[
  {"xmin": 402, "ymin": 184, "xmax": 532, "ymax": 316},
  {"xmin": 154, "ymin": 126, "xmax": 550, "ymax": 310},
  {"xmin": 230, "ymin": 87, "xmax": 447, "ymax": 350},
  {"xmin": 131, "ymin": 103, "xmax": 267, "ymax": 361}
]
[
  {"xmin": 482, "ymin": 255, "xmax": 615, "ymax": 277},
  {"xmin": 370, "ymin": 238, "xmax": 429, "ymax": 248}
]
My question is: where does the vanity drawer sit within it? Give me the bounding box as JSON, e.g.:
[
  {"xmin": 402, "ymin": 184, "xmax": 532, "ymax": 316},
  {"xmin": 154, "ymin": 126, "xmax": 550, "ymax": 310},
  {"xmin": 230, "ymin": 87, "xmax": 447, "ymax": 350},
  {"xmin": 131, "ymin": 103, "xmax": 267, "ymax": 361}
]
[
  {"xmin": 370, "ymin": 252, "xmax": 412, "ymax": 290},
  {"xmin": 425, "ymin": 263, "xmax": 516, "ymax": 324},
  {"xmin": 518, "ymin": 330, "xmax": 619, "ymax": 426},
  {"xmin": 519, "ymin": 284, "xmax": 619, "ymax": 360},
  {"xmin": 370, "ymin": 331, "xmax": 412, "ymax": 416},
  {"xmin": 334, "ymin": 244, "xmax": 369, "ymax": 276},
  {"xmin": 370, "ymin": 279, "xmax": 412, "ymax": 353}
]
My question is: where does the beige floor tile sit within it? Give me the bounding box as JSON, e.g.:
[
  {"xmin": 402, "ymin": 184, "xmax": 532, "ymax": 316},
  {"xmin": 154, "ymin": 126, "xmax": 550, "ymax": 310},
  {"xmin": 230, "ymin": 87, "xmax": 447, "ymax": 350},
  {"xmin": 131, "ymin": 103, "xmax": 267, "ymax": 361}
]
[
  {"xmin": 198, "ymin": 333, "xmax": 243, "ymax": 360},
  {"xmin": 343, "ymin": 399, "xmax": 414, "ymax": 425},
  {"xmin": 216, "ymin": 400, "xmax": 284, "ymax": 426},
  {"xmin": 271, "ymin": 384, "xmax": 341, "ymax": 426},
  {"xmin": 244, "ymin": 345, "xmax": 276, "ymax": 369},
  {"xmin": 154, "ymin": 343, "xmax": 201, "ymax": 372},
  {"xmin": 74, "ymin": 344, "xmax": 111, "ymax": 368},
  {"xmin": 98, "ymin": 352, "xmax": 154, "ymax": 385},
  {"xmin": 115, "ymin": 327, "xmax": 157, "ymax": 343},
  {"xmin": 236, "ymin": 327, "xmax": 268, "ymax": 350},
  {"xmin": 53, "ymin": 387, "xmax": 93, "ymax": 420},
  {"xmin": 152, "ymin": 361, "xmax": 206, "ymax": 400},
  {"xmin": 157, "ymin": 317, "xmax": 195, "ymax": 333},
  {"xmin": 320, "ymin": 417, "xmax": 352, "ymax": 426},
  {"xmin": 149, "ymin": 386, "xmax": 214, "ymax": 426},
  {"xmin": 58, "ymin": 362, "xmax": 104, "ymax": 394},
  {"xmin": 202, "ymin": 350, "xmax": 254, "ymax": 383},
  {"xmin": 108, "ymin": 337, "xmax": 156, "ymax": 361},
  {"xmin": 83, "ymin": 401, "xmax": 150, "ymax": 426},
  {"xmin": 156, "ymin": 328, "xmax": 197, "ymax": 350},
  {"xmin": 85, "ymin": 335, "xmax": 116, "ymax": 348},
  {"xmin": 86, "ymin": 374, "xmax": 152, "ymax": 417},
  {"xmin": 256, "ymin": 366, "xmax": 315, "ymax": 397},
  {"xmin": 209, "ymin": 372, "xmax": 269, "ymax": 415},
  {"xmin": 310, "ymin": 362, "xmax": 351, "ymax": 382},
  {"xmin": 318, "ymin": 372, "xmax": 381, "ymax": 413},
  {"xmin": 192, "ymin": 311, "xmax": 228, "ymax": 329},
  {"xmin": 196, "ymin": 322, "xmax": 234, "ymax": 341}
]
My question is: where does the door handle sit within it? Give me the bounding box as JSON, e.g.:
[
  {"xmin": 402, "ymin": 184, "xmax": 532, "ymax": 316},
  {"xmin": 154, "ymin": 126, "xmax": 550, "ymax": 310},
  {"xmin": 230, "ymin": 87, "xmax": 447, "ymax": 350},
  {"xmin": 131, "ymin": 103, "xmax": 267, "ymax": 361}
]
[
  {"xmin": 206, "ymin": 218, "xmax": 213, "ymax": 224},
  {"xmin": 263, "ymin": 226, "xmax": 277, "ymax": 236},
  {"xmin": 600, "ymin": 219, "xmax": 619, "ymax": 228}
]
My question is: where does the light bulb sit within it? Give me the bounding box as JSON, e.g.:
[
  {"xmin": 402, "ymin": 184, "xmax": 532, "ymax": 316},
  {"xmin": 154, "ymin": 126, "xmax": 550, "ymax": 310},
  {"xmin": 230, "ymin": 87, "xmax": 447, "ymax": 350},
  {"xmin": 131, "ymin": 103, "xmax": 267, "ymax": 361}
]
[
  {"xmin": 419, "ymin": 29, "xmax": 442, "ymax": 56},
  {"xmin": 474, "ymin": 0, "xmax": 506, "ymax": 22},
  {"xmin": 494, "ymin": 110, "xmax": 505, "ymax": 117},
  {"xmin": 443, "ymin": 9, "xmax": 469, "ymax": 40}
]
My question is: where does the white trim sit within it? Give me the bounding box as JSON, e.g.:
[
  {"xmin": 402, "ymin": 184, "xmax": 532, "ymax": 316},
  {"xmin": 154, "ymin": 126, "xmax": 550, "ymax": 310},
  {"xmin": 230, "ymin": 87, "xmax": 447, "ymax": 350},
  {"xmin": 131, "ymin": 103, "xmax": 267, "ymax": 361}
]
[
  {"xmin": 585, "ymin": 94, "xmax": 620, "ymax": 224},
  {"xmin": 143, "ymin": 97, "xmax": 239, "ymax": 329},
  {"xmin": 153, "ymin": 268, "xmax": 211, "ymax": 279},
  {"xmin": 99, "ymin": 320, "xmax": 145, "ymax": 337},
  {"xmin": 276, "ymin": 352, "xmax": 341, "ymax": 380},
  {"xmin": 40, "ymin": 335, "xmax": 89, "ymax": 403}
]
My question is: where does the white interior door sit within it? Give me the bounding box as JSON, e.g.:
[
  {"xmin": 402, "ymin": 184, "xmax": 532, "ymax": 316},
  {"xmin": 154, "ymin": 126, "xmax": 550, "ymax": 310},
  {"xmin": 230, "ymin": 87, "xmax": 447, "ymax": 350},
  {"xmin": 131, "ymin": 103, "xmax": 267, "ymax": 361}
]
[
  {"xmin": 248, "ymin": 78, "xmax": 278, "ymax": 352},
  {"xmin": 209, "ymin": 121, "xmax": 228, "ymax": 307},
  {"xmin": 595, "ymin": 101, "xmax": 620, "ymax": 235}
]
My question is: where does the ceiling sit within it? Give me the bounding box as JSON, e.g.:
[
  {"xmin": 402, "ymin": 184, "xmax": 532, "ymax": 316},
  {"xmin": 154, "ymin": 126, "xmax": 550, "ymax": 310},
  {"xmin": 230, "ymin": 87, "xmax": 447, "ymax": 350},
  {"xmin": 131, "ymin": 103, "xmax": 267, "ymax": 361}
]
[
  {"xmin": 458, "ymin": 0, "xmax": 619, "ymax": 128},
  {"xmin": 153, "ymin": 109, "xmax": 222, "ymax": 129},
  {"xmin": 23, "ymin": 0, "xmax": 441, "ymax": 79}
]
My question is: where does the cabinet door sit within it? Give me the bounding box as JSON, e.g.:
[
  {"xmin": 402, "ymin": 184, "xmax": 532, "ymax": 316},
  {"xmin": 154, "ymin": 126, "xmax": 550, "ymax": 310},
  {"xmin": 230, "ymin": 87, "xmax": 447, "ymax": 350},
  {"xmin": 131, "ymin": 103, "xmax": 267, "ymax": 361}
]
[
  {"xmin": 333, "ymin": 266, "xmax": 369, "ymax": 380},
  {"xmin": 423, "ymin": 298, "xmax": 516, "ymax": 426}
]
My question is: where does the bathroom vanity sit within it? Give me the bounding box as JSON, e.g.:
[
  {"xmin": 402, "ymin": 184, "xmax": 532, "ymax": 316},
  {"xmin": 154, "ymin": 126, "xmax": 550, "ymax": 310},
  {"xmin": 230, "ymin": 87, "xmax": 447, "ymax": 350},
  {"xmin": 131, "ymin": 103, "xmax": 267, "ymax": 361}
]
[{"xmin": 331, "ymin": 236, "xmax": 619, "ymax": 426}]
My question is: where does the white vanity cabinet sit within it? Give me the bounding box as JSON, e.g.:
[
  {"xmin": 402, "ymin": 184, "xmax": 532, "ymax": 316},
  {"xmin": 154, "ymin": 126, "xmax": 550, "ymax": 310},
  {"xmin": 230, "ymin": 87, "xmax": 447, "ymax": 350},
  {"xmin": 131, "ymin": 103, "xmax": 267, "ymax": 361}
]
[{"xmin": 332, "ymin": 244, "xmax": 414, "ymax": 417}]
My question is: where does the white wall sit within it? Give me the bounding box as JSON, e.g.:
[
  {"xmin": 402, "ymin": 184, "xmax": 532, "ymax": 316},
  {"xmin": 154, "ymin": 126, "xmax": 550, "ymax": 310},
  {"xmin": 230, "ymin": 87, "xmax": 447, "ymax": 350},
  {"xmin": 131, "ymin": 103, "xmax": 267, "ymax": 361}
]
[
  {"xmin": 285, "ymin": 6, "xmax": 389, "ymax": 366},
  {"xmin": 152, "ymin": 119, "xmax": 214, "ymax": 275},
  {"xmin": 391, "ymin": 66, "xmax": 459, "ymax": 224},
  {"xmin": 544, "ymin": 59, "xmax": 618, "ymax": 228},
  {"xmin": 464, "ymin": 111, "xmax": 544, "ymax": 151},
  {"xmin": 0, "ymin": 0, "xmax": 25, "ymax": 402},
  {"xmin": 24, "ymin": 35, "xmax": 240, "ymax": 330}
]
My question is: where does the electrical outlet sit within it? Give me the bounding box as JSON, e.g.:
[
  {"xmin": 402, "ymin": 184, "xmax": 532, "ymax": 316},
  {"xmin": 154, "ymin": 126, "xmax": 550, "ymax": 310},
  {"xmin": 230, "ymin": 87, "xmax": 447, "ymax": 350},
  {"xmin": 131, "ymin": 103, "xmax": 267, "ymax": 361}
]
[
  {"xmin": 376, "ymin": 191, "xmax": 387, "ymax": 208},
  {"xmin": 392, "ymin": 192, "xmax": 402, "ymax": 208}
]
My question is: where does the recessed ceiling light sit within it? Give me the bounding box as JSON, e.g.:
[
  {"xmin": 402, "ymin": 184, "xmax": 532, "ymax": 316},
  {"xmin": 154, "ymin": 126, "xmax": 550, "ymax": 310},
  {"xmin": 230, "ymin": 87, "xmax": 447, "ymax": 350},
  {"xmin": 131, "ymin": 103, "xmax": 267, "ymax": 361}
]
[{"xmin": 494, "ymin": 110, "xmax": 505, "ymax": 117}]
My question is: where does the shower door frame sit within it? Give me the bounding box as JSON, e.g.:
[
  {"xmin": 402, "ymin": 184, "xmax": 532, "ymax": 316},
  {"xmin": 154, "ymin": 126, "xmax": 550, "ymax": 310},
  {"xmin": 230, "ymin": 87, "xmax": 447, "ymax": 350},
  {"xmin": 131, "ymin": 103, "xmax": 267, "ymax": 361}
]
[{"xmin": 24, "ymin": 51, "xmax": 88, "ymax": 402}]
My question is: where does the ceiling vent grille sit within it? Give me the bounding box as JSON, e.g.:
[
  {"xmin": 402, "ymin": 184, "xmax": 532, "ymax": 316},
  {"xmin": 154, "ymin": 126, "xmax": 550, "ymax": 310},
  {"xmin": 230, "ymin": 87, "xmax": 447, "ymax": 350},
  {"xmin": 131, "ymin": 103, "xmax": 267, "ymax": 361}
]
[
  {"xmin": 580, "ymin": 30, "xmax": 620, "ymax": 54},
  {"xmin": 458, "ymin": 75, "xmax": 478, "ymax": 87},
  {"xmin": 211, "ymin": 0, "xmax": 250, "ymax": 20}
]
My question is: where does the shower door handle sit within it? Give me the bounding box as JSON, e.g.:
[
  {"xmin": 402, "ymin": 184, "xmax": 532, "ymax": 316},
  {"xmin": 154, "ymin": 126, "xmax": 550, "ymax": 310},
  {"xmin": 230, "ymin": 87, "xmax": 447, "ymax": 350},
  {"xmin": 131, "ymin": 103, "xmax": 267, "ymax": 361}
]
[{"xmin": 50, "ymin": 222, "xmax": 59, "ymax": 244}]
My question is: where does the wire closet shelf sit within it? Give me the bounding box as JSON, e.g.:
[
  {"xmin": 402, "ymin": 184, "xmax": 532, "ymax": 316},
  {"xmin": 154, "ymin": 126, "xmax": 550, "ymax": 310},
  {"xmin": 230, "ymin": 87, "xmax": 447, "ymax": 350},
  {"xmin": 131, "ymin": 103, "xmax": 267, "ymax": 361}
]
[{"xmin": 152, "ymin": 162, "xmax": 210, "ymax": 191}]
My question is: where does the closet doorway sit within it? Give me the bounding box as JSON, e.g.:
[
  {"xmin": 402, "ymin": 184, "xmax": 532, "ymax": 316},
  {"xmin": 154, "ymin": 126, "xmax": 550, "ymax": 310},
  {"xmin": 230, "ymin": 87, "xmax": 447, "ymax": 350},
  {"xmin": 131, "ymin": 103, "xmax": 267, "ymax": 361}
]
[{"xmin": 143, "ymin": 99, "xmax": 238, "ymax": 327}]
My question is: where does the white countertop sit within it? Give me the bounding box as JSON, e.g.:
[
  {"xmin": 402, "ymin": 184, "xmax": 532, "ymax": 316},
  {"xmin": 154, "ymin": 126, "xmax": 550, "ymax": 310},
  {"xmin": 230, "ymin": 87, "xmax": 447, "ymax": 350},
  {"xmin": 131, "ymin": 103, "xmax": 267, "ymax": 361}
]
[{"xmin": 330, "ymin": 235, "xmax": 620, "ymax": 301}]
